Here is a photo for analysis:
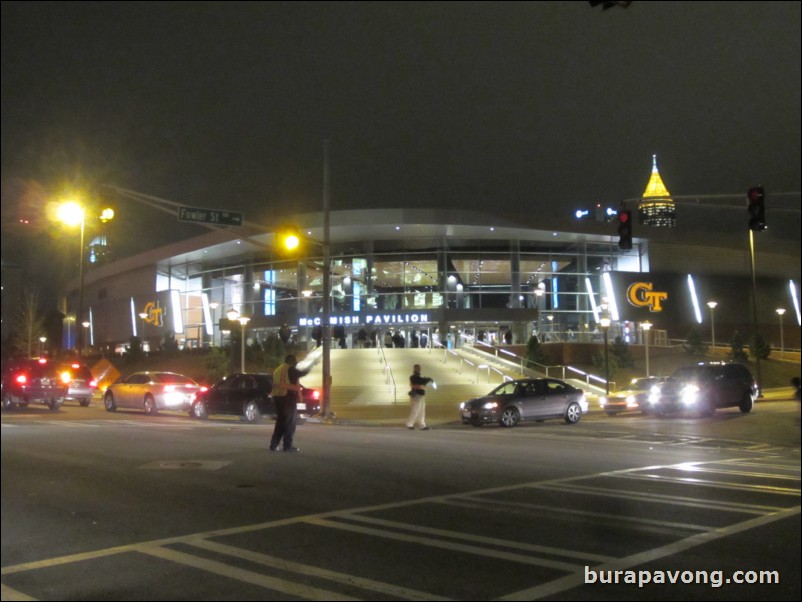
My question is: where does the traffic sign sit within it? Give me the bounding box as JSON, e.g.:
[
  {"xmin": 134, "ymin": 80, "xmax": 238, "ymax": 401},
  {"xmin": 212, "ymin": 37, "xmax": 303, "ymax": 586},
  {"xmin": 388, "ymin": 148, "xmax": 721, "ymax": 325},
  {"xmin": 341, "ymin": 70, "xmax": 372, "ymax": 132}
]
[{"xmin": 178, "ymin": 206, "xmax": 243, "ymax": 226}]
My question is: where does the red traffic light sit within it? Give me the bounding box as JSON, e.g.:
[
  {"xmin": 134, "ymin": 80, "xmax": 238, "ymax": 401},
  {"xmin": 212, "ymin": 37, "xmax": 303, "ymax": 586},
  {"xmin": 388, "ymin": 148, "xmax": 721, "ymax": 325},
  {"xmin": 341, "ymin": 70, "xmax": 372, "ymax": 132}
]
[{"xmin": 747, "ymin": 186, "xmax": 766, "ymax": 231}]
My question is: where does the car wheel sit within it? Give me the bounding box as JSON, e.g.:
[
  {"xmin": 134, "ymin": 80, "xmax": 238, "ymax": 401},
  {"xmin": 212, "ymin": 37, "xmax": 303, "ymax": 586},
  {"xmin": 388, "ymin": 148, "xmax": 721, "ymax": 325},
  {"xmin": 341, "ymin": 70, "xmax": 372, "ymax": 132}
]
[
  {"xmin": 143, "ymin": 395, "xmax": 158, "ymax": 416},
  {"xmin": 605, "ymin": 411, "xmax": 618, "ymax": 417},
  {"xmin": 564, "ymin": 402, "xmax": 582, "ymax": 424},
  {"xmin": 104, "ymin": 392, "xmax": 117, "ymax": 412},
  {"xmin": 192, "ymin": 401, "xmax": 209, "ymax": 420},
  {"xmin": 739, "ymin": 392, "xmax": 754, "ymax": 413},
  {"xmin": 2, "ymin": 392, "xmax": 17, "ymax": 410},
  {"xmin": 79, "ymin": 398, "xmax": 91, "ymax": 407},
  {"xmin": 243, "ymin": 400, "xmax": 261, "ymax": 423},
  {"xmin": 499, "ymin": 406, "xmax": 520, "ymax": 428},
  {"xmin": 47, "ymin": 398, "xmax": 62, "ymax": 410}
]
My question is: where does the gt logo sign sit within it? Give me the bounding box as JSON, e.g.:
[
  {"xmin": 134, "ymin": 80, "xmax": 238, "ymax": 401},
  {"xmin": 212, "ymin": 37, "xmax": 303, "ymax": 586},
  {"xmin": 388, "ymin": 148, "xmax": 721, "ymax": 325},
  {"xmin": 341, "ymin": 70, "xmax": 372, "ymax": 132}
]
[{"xmin": 627, "ymin": 282, "xmax": 668, "ymax": 312}]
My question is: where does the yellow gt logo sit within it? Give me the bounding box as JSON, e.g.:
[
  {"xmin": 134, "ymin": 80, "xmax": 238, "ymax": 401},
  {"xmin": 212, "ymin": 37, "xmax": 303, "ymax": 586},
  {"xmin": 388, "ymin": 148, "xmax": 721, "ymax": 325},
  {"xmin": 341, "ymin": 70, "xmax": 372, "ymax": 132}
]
[
  {"xmin": 142, "ymin": 301, "xmax": 164, "ymax": 327},
  {"xmin": 627, "ymin": 282, "xmax": 668, "ymax": 312}
]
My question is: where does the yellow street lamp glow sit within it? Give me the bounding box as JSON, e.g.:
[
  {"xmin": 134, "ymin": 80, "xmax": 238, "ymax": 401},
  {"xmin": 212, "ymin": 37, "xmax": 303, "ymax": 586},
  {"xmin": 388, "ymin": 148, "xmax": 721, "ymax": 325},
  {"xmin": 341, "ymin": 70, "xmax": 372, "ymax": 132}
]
[
  {"xmin": 100, "ymin": 208, "xmax": 115, "ymax": 222},
  {"xmin": 277, "ymin": 226, "xmax": 301, "ymax": 252},
  {"xmin": 57, "ymin": 201, "xmax": 85, "ymax": 227}
]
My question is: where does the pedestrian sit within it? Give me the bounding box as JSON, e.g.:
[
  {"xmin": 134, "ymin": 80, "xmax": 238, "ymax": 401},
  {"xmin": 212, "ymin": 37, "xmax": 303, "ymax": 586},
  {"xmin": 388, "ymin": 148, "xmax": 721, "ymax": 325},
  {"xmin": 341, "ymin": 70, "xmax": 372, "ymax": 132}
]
[
  {"xmin": 270, "ymin": 354, "xmax": 311, "ymax": 453},
  {"xmin": 406, "ymin": 364, "xmax": 434, "ymax": 430}
]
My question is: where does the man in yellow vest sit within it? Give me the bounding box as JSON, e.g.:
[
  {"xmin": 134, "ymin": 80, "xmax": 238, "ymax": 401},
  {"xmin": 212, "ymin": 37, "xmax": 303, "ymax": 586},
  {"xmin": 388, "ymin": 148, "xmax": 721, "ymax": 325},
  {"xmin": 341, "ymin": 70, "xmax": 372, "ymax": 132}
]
[{"xmin": 270, "ymin": 354, "xmax": 310, "ymax": 452}]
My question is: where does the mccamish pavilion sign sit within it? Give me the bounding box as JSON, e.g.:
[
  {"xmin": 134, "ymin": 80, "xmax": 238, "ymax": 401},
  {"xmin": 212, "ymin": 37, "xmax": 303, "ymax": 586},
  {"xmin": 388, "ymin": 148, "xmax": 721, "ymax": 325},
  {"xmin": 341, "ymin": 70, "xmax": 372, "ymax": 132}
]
[{"xmin": 299, "ymin": 312, "xmax": 432, "ymax": 327}]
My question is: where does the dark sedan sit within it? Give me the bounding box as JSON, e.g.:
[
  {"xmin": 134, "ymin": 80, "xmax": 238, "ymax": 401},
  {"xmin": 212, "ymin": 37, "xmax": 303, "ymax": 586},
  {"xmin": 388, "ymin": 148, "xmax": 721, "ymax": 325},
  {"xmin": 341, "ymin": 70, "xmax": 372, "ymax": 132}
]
[
  {"xmin": 189, "ymin": 373, "xmax": 321, "ymax": 422},
  {"xmin": 459, "ymin": 378, "xmax": 588, "ymax": 427}
]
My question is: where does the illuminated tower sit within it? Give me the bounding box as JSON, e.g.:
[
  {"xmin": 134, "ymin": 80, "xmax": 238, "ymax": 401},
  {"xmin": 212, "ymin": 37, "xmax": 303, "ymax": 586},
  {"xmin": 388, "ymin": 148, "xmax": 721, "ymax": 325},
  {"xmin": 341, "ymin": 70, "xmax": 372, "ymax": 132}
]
[{"xmin": 638, "ymin": 155, "xmax": 676, "ymax": 227}]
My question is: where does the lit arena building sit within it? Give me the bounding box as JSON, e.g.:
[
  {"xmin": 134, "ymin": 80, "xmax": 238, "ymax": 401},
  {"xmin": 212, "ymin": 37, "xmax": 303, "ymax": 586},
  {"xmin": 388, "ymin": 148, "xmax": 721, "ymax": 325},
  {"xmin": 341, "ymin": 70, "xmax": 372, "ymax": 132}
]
[{"xmin": 62, "ymin": 164, "xmax": 800, "ymax": 357}]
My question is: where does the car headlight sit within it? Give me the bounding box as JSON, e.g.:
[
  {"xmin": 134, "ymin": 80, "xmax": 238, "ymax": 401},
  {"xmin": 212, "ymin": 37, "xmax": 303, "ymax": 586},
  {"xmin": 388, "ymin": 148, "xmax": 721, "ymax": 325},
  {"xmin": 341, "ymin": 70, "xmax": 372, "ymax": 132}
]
[
  {"xmin": 599, "ymin": 396, "xmax": 607, "ymax": 407},
  {"xmin": 459, "ymin": 402, "xmax": 466, "ymax": 410},
  {"xmin": 625, "ymin": 395, "xmax": 638, "ymax": 408},
  {"xmin": 579, "ymin": 395, "xmax": 589, "ymax": 412},
  {"xmin": 681, "ymin": 384, "xmax": 699, "ymax": 406},
  {"xmin": 483, "ymin": 401, "xmax": 498, "ymax": 410}
]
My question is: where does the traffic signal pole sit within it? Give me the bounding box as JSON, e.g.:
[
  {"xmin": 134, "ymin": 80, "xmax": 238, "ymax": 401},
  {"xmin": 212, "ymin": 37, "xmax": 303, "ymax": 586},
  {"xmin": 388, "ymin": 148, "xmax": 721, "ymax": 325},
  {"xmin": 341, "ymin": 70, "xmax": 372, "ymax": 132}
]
[{"xmin": 322, "ymin": 140, "xmax": 332, "ymax": 418}]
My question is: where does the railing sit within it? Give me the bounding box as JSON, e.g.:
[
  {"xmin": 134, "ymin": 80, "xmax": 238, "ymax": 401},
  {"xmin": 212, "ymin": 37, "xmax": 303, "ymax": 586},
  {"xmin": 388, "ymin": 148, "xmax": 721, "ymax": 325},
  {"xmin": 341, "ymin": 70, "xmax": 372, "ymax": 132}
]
[{"xmin": 376, "ymin": 343, "xmax": 397, "ymax": 404}]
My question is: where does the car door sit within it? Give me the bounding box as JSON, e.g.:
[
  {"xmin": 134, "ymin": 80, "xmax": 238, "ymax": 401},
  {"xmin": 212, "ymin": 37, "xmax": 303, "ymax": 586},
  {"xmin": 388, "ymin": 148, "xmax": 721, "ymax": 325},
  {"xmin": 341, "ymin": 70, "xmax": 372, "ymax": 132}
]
[
  {"xmin": 205, "ymin": 377, "xmax": 234, "ymax": 414},
  {"xmin": 542, "ymin": 379, "xmax": 573, "ymax": 417},
  {"xmin": 518, "ymin": 381, "xmax": 544, "ymax": 420},
  {"xmin": 226, "ymin": 375, "xmax": 255, "ymax": 415}
]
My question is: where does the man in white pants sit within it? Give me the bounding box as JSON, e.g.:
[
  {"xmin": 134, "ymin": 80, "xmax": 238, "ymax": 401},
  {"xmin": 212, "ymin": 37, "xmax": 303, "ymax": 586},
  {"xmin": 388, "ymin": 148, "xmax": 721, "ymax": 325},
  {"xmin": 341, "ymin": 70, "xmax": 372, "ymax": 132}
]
[{"xmin": 406, "ymin": 364, "xmax": 433, "ymax": 430}]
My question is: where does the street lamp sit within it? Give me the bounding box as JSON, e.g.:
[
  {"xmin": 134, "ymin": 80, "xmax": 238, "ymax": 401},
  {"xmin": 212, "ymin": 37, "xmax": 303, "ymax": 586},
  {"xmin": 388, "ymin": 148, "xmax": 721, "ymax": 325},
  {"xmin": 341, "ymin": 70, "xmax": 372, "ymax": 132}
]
[
  {"xmin": 57, "ymin": 201, "xmax": 114, "ymax": 353},
  {"xmin": 227, "ymin": 309, "xmax": 250, "ymax": 373},
  {"xmin": 82, "ymin": 321, "xmax": 91, "ymax": 355},
  {"xmin": 39, "ymin": 336, "xmax": 47, "ymax": 357},
  {"xmin": 776, "ymin": 308, "xmax": 786, "ymax": 359},
  {"xmin": 641, "ymin": 321, "xmax": 652, "ymax": 378},
  {"xmin": 707, "ymin": 301, "xmax": 718, "ymax": 350},
  {"xmin": 599, "ymin": 313, "xmax": 611, "ymax": 395}
]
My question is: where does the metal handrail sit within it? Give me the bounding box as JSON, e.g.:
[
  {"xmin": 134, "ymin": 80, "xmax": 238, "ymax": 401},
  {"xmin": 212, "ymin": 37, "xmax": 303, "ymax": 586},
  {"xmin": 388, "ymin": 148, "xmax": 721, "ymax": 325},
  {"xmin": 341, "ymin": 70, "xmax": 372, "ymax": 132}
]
[{"xmin": 376, "ymin": 343, "xmax": 397, "ymax": 404}]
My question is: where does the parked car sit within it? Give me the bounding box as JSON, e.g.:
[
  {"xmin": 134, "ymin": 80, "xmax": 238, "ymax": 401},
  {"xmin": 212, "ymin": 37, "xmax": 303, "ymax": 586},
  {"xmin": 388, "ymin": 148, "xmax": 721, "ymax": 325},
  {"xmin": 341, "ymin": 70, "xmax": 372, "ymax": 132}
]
[
  {"xmin": 189, "ymin": 373, "xmax": 321, "ymax": 422},
  {"xmin": 103, "ymin": 371, "xmax": 202, "ymax": 415},
  {"xmin": 459, "ymin": 378, "xmax": 588, "ymax": 427},
  {"xmin": 1, "ymin": 357, "xmax": 70, "ymax": 410},
  {"xmin": 646, "ymin": 362, "xmax": 758, "ymax": 416},
  {"xmin": 58, "ymin": 361, "xmax": 98, "ymax": 406},
  {"xmin": 599, "ymin": 376, "xmax": 668, "ymax": 416}
]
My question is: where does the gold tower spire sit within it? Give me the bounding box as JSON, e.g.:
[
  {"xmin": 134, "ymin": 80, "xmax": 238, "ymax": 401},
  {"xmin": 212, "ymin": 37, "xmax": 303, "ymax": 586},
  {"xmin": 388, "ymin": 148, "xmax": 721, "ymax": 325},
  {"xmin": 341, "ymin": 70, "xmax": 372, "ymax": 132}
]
[{"xmin": 638, "ymin": 155, "xmax": 676, "ymax": 227}]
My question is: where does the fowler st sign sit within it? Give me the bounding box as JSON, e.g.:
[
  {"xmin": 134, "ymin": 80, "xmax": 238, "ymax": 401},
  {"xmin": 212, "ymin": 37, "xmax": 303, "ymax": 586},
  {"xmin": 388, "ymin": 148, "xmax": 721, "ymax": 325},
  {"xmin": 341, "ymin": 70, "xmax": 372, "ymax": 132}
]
[{"xmin": 178, "ymin": 206, "xmax": 244, "ymax": 226}]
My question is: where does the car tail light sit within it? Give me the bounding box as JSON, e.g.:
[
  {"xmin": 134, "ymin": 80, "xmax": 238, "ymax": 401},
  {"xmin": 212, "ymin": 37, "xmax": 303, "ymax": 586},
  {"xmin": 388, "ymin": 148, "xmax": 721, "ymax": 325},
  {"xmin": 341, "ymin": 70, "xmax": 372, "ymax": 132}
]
[
  {"xmin": 15, "ymin": 374, "xmax": 28, "ymax": 385},
  {"xmin": 199, "ymin": 386, "xmax": 209, "ymax": 393},
  {"xmin": 37, "ymin": 358, "xmax": 48, "ymax": 365},
  {"xmin": 163, "ymin": 385, "xmax": 176, "ymax": 392},
  {"xmin": 311, "ymin": 389, "xmax": 320, "ymax": 400},
  {"xmin": 71, "ymin": 363, "xmax": 81, "ymax": 369},
  {"xmin": 89, "ymin": 380, "xmax": 98, "ymax": 388}
]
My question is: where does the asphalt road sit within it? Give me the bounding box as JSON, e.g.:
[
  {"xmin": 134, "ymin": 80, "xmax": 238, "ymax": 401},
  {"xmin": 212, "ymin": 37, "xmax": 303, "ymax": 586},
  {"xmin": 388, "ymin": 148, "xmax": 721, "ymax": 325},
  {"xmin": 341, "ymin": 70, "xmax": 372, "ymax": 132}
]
[{"xmin": 2, "ymin": 400, "xmax": 800, "ymax": 601}]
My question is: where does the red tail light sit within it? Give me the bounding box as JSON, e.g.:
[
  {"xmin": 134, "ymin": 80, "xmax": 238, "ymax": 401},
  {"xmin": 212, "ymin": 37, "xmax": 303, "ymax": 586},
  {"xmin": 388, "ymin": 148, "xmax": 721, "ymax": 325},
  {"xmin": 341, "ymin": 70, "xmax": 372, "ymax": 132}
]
[
  {"xmin": 311, "ymin": 389, "xmax": 320, "ymax": 400},
  {"xmin": 15, "ymin": 374, "xmax": 28, "ymax": 385},
  {"xmin": 89, "ymin": 380, "xmax": 98, "ymax": 388}
]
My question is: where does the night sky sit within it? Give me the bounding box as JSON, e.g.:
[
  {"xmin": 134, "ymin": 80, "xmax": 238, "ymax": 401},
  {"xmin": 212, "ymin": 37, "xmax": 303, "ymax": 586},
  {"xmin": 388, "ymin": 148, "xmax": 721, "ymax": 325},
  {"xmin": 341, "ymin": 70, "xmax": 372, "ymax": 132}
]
[{"xmin": 1, "ymin": 2, "xmax": 800, "ymax": 288}]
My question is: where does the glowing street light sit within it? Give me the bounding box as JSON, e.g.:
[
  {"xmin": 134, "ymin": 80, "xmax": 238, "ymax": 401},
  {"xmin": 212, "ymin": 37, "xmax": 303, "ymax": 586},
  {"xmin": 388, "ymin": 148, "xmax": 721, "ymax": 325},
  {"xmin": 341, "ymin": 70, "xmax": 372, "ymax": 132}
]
[
  {"xmin": 227, "ymin": 308, "xmax": 250, "ymax": 373},
  {"xmin": 641, "ymin": 321, "xmax": 652, "ymax": 378},
  {"xmin": 707, "ymin": 301, "xmax": 718, "ymax": 350},
  {"xmin": 776, "ymin": 308, "xmax": 786, "ymax": 359},
  {"xmin": 599, "ymin": 312, "xmax": 612, "ymax": 395},
  {"xmin": 57, "ymin": 201, "xmax": 114, "ymax": 353}
]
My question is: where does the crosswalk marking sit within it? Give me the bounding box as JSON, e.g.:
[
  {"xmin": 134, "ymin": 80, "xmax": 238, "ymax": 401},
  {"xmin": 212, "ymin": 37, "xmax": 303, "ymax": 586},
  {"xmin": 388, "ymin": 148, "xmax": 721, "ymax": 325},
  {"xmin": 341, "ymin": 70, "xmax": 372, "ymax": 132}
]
[{"xmin": 3, "ymin": 457, "xmax": 799, "ymax": 600}]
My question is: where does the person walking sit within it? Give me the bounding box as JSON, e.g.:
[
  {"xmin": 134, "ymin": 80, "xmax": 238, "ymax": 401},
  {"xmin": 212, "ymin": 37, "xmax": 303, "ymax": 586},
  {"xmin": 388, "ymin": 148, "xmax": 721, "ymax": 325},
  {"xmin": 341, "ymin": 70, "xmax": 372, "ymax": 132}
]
[
  {"xmin": 406, "ymin": 363, "xmax": 433, "ymax": 430},
  {"xmin": 270, "ymin": 354, "xmax": 311, "ymax": 453}
]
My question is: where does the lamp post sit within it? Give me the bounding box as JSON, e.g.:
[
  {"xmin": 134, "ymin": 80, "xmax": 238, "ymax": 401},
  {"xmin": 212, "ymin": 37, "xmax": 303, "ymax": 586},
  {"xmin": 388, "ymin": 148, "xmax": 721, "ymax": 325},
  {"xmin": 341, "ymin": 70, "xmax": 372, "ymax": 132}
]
[
  {"xmin": 57, "ymin": 201, "xmax": 114, "ymax": 353},
  {"xmin": 57, "ymin": 202, "xmax": 86, "ymax": 352},
  {"xmin": 39, "ymin": 336, "xmax": 47, "ymax": 357},
  {"xmin": 227, "ymin": 309, "xmax": 250, "ymax": 373},
  {"xmin": 707, "ymin": 301, "xmax": 718, "ymax": 350},
  {"xmin": 776, "ymin": 308, "xmax": 786, "ymax": 359},
  {"xmin": 82, "ymin": 321, "xmax": 91, "ymax": 355},
  {"xmin": 599, "ymin": 313, "xmax": 611, "ymax": 395},
  {"xmin": 641, "ymin": 321, "xmax": 652, "ymax": 378}
]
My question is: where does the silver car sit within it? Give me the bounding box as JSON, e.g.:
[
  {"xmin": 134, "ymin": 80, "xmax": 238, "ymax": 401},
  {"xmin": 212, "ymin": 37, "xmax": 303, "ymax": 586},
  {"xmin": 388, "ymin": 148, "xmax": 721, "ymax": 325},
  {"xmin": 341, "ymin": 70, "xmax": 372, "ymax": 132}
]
[
  {"xmin": 103, "ymin": 371, "xmax": 202, "ymax": 415},
  {"xmin": 460, "ymin": 378, "xmax": 589, "ymax": 427}
]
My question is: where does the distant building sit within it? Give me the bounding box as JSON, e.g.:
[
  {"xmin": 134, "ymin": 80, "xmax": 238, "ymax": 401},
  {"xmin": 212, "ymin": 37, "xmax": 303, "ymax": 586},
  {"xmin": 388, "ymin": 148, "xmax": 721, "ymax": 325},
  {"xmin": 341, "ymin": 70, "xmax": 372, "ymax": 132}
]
[{"xmin": 638, "ymin": 155, "xmax": 677, "ymax": 228}]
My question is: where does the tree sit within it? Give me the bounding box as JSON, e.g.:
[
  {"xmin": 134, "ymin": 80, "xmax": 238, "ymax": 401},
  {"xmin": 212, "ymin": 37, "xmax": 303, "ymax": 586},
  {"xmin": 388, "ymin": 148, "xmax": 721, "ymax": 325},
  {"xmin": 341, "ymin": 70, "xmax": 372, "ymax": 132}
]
[
  {"xmin": 203, "ymin": 347, "xmax": 230, "ymax": 382},
  {"xmin": 14, "ymin": 291, "xmax": 46, "ymax": 357},
  {"xmin": 749, "ymin": 333, "xmax": 771, "ymax": 360},
  {"xmin": 611, "ymin": 336, "xmax": 635, "ymax": 368},
  {"xmin": 683, "ymin": 328, "xmax": 708, "ymax": 356},
  {"xmin": 525, "ymin": 334, "xmax": 549, "ymax": 366},
  {"xmin": 729, "ymin": 331, "xmax": 749, "ymax": 361}
]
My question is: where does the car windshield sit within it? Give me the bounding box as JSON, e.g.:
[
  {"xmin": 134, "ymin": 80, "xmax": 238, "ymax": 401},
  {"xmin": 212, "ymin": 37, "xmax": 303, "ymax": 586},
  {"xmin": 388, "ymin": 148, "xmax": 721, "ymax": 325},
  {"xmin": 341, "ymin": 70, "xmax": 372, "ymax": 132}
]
[
  {"xmin": 631, "ymin": 377, "xmax": 664, "ymax": 390},
  {"xmin": 672, "ymin": 367, "xmax": 713, "ymax": 382}
]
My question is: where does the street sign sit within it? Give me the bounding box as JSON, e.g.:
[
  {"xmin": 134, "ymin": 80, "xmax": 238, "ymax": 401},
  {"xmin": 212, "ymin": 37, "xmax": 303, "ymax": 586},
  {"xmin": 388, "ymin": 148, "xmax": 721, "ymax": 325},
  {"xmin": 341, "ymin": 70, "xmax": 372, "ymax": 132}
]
[{"xmin": 178, "ymin": 206, "xmax": 243, "ymax": 226}]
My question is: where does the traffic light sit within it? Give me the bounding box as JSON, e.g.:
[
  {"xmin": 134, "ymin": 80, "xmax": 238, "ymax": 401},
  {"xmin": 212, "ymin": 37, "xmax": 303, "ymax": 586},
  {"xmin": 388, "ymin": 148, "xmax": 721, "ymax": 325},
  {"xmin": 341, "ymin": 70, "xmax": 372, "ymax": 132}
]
[
  {"xmin": 617, "ymin": 209, "xmax": 633, "ymax": 250},
  {"xmin": 747, "ymin": 186, "xmax": 766, "ymax": 231},
  {"xmin": 276, "ymin": 225, "xmax": 301, "ymax": 254}
]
